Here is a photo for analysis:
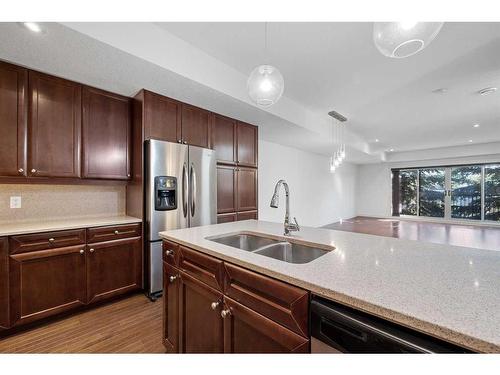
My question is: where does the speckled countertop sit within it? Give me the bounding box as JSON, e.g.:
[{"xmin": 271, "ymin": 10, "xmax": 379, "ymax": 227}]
[
  {"xmin": 0, "ymin": 215, "xmax": 142, "ymax": 236},
  {"xmin": 159, "ymin": 220, "xmax": 500, "ymax": 353}
]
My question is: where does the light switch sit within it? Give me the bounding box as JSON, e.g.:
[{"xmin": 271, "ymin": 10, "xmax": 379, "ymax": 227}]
[{"xmin": 10, "ymin": 196, "xmax": 22, "ymax": 209}]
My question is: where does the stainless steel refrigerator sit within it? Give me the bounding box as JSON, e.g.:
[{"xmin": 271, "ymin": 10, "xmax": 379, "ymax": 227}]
[{"xmin": 144, "ymin": 139, "xmax": 216, "ymax": 300}]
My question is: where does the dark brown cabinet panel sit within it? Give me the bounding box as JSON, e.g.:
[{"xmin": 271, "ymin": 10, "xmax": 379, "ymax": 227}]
[
  {"xmin": 178, "ymin": 246, "xmax": 224, "ymax": 292},
  {"xmin": 223, "ymin": 297, "xmax": 309, "ymax": 353},
  {"xmin": 213, "ymin": 114, "xmax": 236, "ymax": 164},
  {"xmin": 86, "ymin": 237, "xmax": 142, "ymax": 304},
  {"xmin": 0, "ymin": 61, "xmax": 27, "ymax": 177},
  {"xmin": 237, "ymin": 211, "xmax": 258, "ymax": 221},
  {"xmin": 0, "ymin": 238, "xmax": 8, "ymax": 329},
  {"xmin": 87, "ymin": 223, "xmax": 141, "ymax": 244},
  {"xmin": 163, "ymin": 263, "xmax": 180, "ymax": 352},
  {"xmin": 9, "ymin": 229, "xmax": 86, "ymax": 255},
  {"xmin": 181, "ymin": 104, "xmax": 211, "ymax": 148},
  {"xmin": 217, "ymin": 213, "xmax": 237, "ymax": 224},
  {"xmin": 179, "ymin": 271, "xmax": 224, "ymax": 353},
  {"xmin": 236, "ymin": 167, "xmax": 258, "ymax": 212},
  {"xmin": 28, "ymin": 71, "xmax": 81, "ymax": 178},
  {"xmin": 143, "ymin": 90, "xmax": 181, "ymax": 143},
  {"xmin": 237, "ymin": 122, "xmax": 258, "ymax": 167},
  {"xmin": 82, "ymin": 87, "xmax": 131, "ymax": 180},
  {"xmin": 217, "ymin": 165, "xmax": 237, "ymax": 214},
  {"xmin": 9, "ymin": 245, "xmax": 87, "ymax": 326}
]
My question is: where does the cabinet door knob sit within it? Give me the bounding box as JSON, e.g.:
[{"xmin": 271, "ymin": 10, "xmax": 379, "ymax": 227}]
[
  {"xmin": 127, "ymin": 174, "xmax": 131, "ymax": 178},
  {"xmin": 183, "ymin": 140, "xmax": 187, "ymax": 144},
  {"xmin": 89, "ymin": 248, "xmax": 95, "ymax": 253},
  {"xmin": 31, "ymin": 169, "xmax": 37, "ymax": 173},
  {"xmin": 210, "ymin": 301, "xmax": 220, "ymax": 310},
  {"xmin": 169, "ymin": 275, "xmax": 179, "ymax": 283},
  {"xmin": 114, "ymin": 230, "xmax": 119, "ymax": 235},
  {"xmin": 79, "ymin": 249, "xmax": 85, "ymax": 254},
  {"xmin": 48, "ymin": 238, "xmax": 55, "ymax": 243},
  {"xmin": 165, "ymin": 249, "xmax": 174, "ymax": 257},
  {"xmin": 221, "ymin": 309, "xmax": 231, "ymax": 318},
  {"xmin": 18, "ymin": 168, "xmax": 24, "ymax": 173},
  {"xmin": 177, "ymin": 140, "xmax": 182, "ymax": 143}
]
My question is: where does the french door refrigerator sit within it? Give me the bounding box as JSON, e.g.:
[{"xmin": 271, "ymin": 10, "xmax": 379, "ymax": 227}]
[{"xmin": 145, "ymin": 139, "xmax": 216, "ymax": 300}]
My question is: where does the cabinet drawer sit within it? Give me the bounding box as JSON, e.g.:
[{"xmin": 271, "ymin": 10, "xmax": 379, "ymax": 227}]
[
  {"xmin": 178, "ymin": 246, "xmax": 224, "ymax": 291},
  {"xmin": 223, "ymin": 263, "xmax": 309, "ymax": 337},
  {"xmin": 162, "ymin": 239, "xmax": 179, "ymax": 266},
  {"xmin": 87, "ymin": 223, "xmax": 141, "ymax": 243},
  {"xmin": 9, "ymin": 229, "xmax": 86, "ymax": 255}
]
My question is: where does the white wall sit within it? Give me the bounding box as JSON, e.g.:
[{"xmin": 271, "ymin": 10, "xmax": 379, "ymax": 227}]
[
  {"xmin": 258, "ymin": 140, "xmax": 358, "ymax": 227},
  {"xmin": 356, "ymin": 154, "xmax": 500, "ymax": 217}
]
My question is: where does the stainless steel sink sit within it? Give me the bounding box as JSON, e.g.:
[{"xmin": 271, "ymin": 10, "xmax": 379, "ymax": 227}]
[
  {"xmin": 207, "ymin": 233, "xmax": 280, "ymax": 251},
  {"xmin": 254, "ymin": 242, "xmax": 328, "ymax": 264},
  {"xmin": 206, "ymin": 232, "xmax": 331, "ymax": 264}
]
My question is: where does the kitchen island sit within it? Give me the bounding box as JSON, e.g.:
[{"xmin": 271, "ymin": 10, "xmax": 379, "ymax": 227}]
[{"xmin": 159, "ymin": 220, "xmax": 500, "ymax": 353}]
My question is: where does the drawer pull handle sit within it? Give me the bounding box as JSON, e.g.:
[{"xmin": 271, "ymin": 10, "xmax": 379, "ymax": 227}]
[
  {"xmin": 89, "ymin": 248, "xmax": 95, "ymax": 253},
  {"xmin": 18, "ymin": 168, "xmax": 24, "ymax": 173},
  {"xmin": 169, "ymin": 275, "xmax": 179, "ymax": 283},
  {"xmin": 210, "ymin": 301, "xmax": 220, "ymax": 310},
  {"xmin": 48, "ymin": 238, "xmax": 55, "ymax": 242},
  {"xmin": 79, "ymin": 249, "xmax": 84, "ymax": 254},
  {"xmin": 165, "ymin": 249, "xmax": 174, "ymax": 257},
  {"xmin": 221, "ymin": 309, "xmax": 231, "ymax": 319},
  {"xmin": 114, "ymin": 230, "xmax": 119, "ymax": 235}
]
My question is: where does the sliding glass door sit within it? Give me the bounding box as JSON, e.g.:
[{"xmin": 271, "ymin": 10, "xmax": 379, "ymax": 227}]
[
  {"xmin": 419, "ymin": 168, "xmax": 446, "ymax": 218},
  {"xmin": 450, "ymin": 166, "xmax": 481, "ymax": 220}
]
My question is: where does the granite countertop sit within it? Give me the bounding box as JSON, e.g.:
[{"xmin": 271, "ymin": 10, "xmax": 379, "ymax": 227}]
[
  {"xmin": 0, "ymin": 215, "xmax": 142, "ymax": 236},
  {"xmin": 159, "ymin": 220, "xmax": 500, "ymax": 353}
]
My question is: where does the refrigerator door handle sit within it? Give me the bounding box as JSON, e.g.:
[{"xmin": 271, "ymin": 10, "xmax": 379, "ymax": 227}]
[
  {"xmin": 182, "ymin": 163, "xmax": 188, "ymax": 218},
  {"xmin": 190, "ymin": 163, "xmax": 197, "ymax": 217}
]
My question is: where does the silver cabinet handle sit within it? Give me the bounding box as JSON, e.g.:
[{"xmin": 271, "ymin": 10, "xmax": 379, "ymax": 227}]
[
  {"xmin": 221, "ymin": 309, "xmax": 231, "ymax": 319},
  {"xmin": 189, "ymin": 164, "xmax": 196, "ymax": 217},
  {"xmin": 89, "ymin": 248, "xmax": 95, "ymax": 253},
  {"xmin": 169, "ymin": 275, "xmax": 179, "ymax": 283},
  {"xmin": 182, "ymin": 163, "xmax": 188, "ymax": 218},
  {"xmin": 211, "ymin": 301, "xmax": 220, "ymax": 310},
  {"xmin": 48, "ymin": 238, "xmax": 55, "ymax": 243},
  {"xmin": 165, "ymin": 249, "xmax": 174, "ymax": 256},
  {"xmin": 18, "ymin": 168, "xmax": 24, "ymax": 173},
  {"xmin": 31, "ymin": 169, "xmax": 37, "ymax": 173},
  {"xmin": 183, "ymin": 140, "xmax": 187, "ymax": 144},
  {"xmin": 177, "ymin": 139, "xmax": 182, "ymax": 143},
  {"xmin": 79, "ymin": 249, "xmax": 84, "ymax": 254},
  {"xmin": 114, "ymin": 230, "xmax": 119, "ymax": 235}
]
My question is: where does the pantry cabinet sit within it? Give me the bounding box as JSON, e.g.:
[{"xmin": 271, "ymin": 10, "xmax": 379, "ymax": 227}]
[
  {"xmin": 82, "ymin": 87, "xmax": 131, "ymax": 180},
  {"xmin": 28, "ymin": 71, "xmax": 82, "ymax": 178},
  {"xmin": 0, "ymin": 61, "xmax": 27, "ymax": 177}
]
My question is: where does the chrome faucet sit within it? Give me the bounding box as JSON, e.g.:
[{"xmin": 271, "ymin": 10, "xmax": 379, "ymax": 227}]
[{"xmin": 270, "ymin": 179, "xmax": 300, "ymax": 236}]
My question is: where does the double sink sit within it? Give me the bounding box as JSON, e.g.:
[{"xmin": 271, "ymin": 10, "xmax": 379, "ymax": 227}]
[{"xmin": 206, "ymin": 232, "xmax": 332, "ymax": 264}]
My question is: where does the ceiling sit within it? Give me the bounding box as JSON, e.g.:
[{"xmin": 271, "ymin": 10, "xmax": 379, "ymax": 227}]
[
  {"xmin": 1, "ymin": 22, "xmax": 499, "ymax": 164},
  {"xmin": 158, "ymin": 22, "xmax": 500, "ymax": 154}
]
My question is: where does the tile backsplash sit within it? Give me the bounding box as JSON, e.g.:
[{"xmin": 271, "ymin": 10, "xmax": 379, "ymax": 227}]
[{"xmin": 0, "ymin": 184, "xmax": 126, "ymax": 223}]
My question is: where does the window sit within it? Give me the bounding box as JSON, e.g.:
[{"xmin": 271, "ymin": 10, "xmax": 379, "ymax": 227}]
[{"xmin": 394, "ymin": 163, "xmax": 500, "ymax": 222}]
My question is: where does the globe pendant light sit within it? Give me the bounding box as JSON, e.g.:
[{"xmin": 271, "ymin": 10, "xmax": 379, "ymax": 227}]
[
  {"xmin": 373, "ymin": 22, "xmax": 444, "ymax": 58},
  {"xmin": 247, "ymin": 23, "xmax": 284, "ymax": 107}
]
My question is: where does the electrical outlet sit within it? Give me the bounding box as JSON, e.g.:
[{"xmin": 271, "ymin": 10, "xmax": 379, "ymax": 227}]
[{"xmin": 10, "ymin": 196, "xmax": 22, "ymax": 209}]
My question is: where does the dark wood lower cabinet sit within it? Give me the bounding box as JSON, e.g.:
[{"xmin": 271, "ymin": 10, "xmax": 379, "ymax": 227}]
[
  {"xmin": 9, "ymin": 245, "xmax": 87, "ymax": 326},
  {"xmin": 223, "ymin": 297, "xmax": 309, "ymax": 353},
  {"xmin": 179, "ymin": 271, "xmax": 224, "ymax": 353},
  {"xmin": 162, "ymin": 241, "xmax": 310, "ymax": 353},
  {"xmin": 86, "ymin": 237, "xmax": 142, "ymax": 304},
  {"xmin": 0, "ymin": 238, "xmax": 9, "ymax": 329}
]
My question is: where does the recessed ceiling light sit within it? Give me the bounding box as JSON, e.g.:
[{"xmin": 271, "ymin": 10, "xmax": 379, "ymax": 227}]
[
  {"xmin": 432, "ymin": 88, "xmax": 448, "ymax": 94},
  {"xmin": 22, "ymin": 22, "xmax": 42, "ymax": 33},
  {"xmin": 389, "ymin": 148, "xmax": 394, "ymax": 152},
  {"xmin": 478, "ymin": 87, "xmax": 497, "ymax": 96},
  {"xmin": 473, "ymin": 123, "xmax": 480, "ymax": 128},
  {"xmin": 375, "ymin": 139, "xmax": 380, "ymax": 143},
  {"xmin": 468, "ymin": 140, "xmax": 473, "ymax": 143}
]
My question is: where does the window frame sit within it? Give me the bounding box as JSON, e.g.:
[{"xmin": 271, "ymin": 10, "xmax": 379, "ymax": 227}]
[{"xmin": 392, "ymin": 163, "xmax": 499, "ymax": 223}]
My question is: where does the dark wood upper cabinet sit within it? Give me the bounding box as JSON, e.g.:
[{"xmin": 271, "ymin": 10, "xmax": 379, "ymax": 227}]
[
  {"xmin": 142, "ymin": 90, "xmax": 181, "ymax": 143},
  {"xmin": 86, "ymin": 236, "xmax": 142, "ymax": 304},
  {"xmin": 223, "ymin": 297, "xmax": 309, "ymax": 353},
  {"xmin": 237, "ymin": 122, "xmax": 258, "ymax": 167},
  {"xmin": 179, "ymin": 271, "xmax": 224, "ymax": 353},
  {"xmin": 217, "ymin": 165, "xmax": 237, "ymax": 214},
  {"xmin": 213, "ymin": 114, "xmax": 236, "ymax": 164},
  {"xmin": 0, "ymin": 61, "xmax": 27, "ymax": 177},
  {"xmin": 82, "ymin": 87, "xmax": 131, "ymax": 180},
  {"xmin": 0, "ymin": 238, "xmax": 8, "ymax": 329},
  {"xmin": 181, "ymin": 104, "xmax": 211, "ymax": 148},
  {"xmin": 236, "ymin": 167, "xmax": 258, "ymax": 212},
  {"xmin": 9, "ymin": 245, "xmax": 87, "ymax": 326},
  {"xmin": 28, "ymin": 71, "xmax": 81, "ymax": 178}
]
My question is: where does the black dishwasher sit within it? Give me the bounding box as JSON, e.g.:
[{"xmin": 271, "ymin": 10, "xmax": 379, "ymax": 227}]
[{"xmin": 310, "ymin": 295, "xmax": 471, "ymax": 353}]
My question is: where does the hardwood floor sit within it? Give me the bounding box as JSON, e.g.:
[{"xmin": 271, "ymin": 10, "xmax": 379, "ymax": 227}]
[
  {"xmin": 324, "ymin": 216, "xmax": 500, "ymax": 251},
  {"xmin": 0, "ymin": 294, "xmax": 165, "ymax": 353}
]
